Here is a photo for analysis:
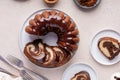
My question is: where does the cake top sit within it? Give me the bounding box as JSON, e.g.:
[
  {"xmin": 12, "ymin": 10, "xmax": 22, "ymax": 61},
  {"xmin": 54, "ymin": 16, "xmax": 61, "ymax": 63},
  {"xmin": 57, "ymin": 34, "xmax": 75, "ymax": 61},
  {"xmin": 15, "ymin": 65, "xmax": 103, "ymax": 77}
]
[
  {"xmin": 77, "ymin": 0, "xmax": 97, "ymax": 7},
  {"xmin": 71, "ymin": 71, "xmax": 91, "ymax": 80}
]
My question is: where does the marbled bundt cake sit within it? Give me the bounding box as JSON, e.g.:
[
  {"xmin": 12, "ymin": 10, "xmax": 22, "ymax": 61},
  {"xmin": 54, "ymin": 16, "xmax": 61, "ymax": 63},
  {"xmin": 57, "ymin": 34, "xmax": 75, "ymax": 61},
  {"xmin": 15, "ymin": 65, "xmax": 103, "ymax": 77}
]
[{"xmin": 24, "ymin": 10, "xmax": 79, "ymax": 67}]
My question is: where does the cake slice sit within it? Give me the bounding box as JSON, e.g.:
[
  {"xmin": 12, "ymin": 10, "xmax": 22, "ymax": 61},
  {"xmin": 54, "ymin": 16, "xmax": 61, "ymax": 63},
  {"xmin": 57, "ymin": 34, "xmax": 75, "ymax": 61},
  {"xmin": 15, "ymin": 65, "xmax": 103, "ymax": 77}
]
[
  {"xmin": 71, "ymin": 71, "xmax": 91, "ymax": 80},
  {"xmin": 98, "ymin": 37, "xmax": 120, "ymax": 60}
]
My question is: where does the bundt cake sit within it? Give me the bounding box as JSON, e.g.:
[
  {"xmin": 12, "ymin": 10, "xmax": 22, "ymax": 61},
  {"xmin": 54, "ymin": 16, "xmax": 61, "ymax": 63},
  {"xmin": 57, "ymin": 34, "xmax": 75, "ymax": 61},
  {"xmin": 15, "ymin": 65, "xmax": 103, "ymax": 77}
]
[
  {"xmin": 98, "ymin": 37, "xmax": 120, "ymax": 60},
  {"xmin": 24, "ymin": 10, "xmax": 79, "ymax": 67},
  {"xmin": 71, "ymin": 71, "xmax": 91, "ymax": 80}
]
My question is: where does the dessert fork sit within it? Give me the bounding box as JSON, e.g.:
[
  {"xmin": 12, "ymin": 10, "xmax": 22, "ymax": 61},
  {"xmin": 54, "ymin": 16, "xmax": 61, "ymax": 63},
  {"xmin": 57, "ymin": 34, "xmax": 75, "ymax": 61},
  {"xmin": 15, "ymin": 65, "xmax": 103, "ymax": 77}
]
[
  {"xmin": 0, "ymin": 67, "xmax": 17, "ymax": 77},
  {"xmin": 6, "ymin": 55, "xmax": 48, "ymax": 80},
  {"xmin": 0, "ymin": 55, "xmax": 34, "ymax": 80},
  {"xmin": 20, "ymin": 70, "xmax": 34, "ymax": 80}
]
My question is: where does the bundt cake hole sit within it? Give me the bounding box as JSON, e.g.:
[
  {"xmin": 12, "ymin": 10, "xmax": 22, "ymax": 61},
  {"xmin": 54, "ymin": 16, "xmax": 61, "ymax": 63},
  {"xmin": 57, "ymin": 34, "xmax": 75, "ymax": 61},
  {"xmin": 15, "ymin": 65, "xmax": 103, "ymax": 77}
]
[{"xmin": 41, "ymin": 32, "xmax": 58, "ymax": 46}]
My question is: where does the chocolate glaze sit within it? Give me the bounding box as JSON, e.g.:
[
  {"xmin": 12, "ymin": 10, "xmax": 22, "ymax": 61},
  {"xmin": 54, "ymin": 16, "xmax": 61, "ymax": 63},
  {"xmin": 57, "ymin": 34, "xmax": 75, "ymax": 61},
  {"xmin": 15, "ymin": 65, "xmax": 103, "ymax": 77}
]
[
  {"xmin": 114, "ymin": 76, "xmax": 120, "ymax": 80},
  {"xmin": 78, "ymin": 0, "xmax": 97, "ymax": 7},
  {"xmin": 80, "ymin": 0, "xmax": 90, "ymax": 3}
]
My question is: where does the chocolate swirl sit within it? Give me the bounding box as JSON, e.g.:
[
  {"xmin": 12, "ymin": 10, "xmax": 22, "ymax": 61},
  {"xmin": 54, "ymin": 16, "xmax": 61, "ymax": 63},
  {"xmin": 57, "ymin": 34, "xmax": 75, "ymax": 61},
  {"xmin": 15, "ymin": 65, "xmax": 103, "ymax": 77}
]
[
  {"xmin": 78, "ymin": 0, "xmax": 97, "ymax": 7},
  {"xmin": 103, "ymin": 41, "xmax": 120, "ymax": 58},
  {"xmin": 71, "ymin": 71, "xmax": 91, "ymax": 80},
  {"xmin": 114, "ymin": 76, "xmax": 120, "ymax": 80},
  {"xmin": 24, "ymin": 39, "xmax": 71, "ymax": 67},
  {"xmin": 24, "ymin": 39, "xmax": 55, "ymax": 67},
  {"xmin": 98, "ymin": 37, "xmax": 120, "ymax": 60}
]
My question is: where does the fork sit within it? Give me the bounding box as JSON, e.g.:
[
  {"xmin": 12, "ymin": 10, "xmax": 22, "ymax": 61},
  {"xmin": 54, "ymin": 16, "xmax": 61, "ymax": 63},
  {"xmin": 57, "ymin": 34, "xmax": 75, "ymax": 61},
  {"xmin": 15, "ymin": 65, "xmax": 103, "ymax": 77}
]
[
  {"xmin": 6, "ymin": 55, "xmax": 48, "ymax": 80},
  {"xmin": 20, "ymin": 70, "xmax": 34, "ymax": 80},
  {"xmin": 0, "ymin": 67, "xmax": 17, "ymax": 77},
  {"xmin": 0, "ymin": 55, "xmax": 34, "ymax": 80}
]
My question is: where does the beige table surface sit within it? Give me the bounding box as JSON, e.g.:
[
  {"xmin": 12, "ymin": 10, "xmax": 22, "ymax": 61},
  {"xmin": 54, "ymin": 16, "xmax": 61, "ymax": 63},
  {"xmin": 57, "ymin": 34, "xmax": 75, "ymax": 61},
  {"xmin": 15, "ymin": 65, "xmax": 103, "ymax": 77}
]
[{"xmin": 0, "ymin": 0, "xmax": 120, "ymax": 80}]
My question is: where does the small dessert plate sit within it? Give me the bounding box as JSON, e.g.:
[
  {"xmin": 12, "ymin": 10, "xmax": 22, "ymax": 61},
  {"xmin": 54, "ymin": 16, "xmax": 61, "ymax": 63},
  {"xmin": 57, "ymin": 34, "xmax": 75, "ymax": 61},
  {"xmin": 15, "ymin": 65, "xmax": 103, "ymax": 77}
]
[
  {"xmin": 73, "ymin": 0, "xmax": 101, "ymax": 9},
  {"xmin": 111, "ymin": 72, "xmax": 120, "ymax": 80},
  {"xmin": 90, "ymin": 29, "xmax": 120, "ymax": 65},
  {"xmin": 62, "ymin": 63, "xmax": 97, "ymax": 80}
]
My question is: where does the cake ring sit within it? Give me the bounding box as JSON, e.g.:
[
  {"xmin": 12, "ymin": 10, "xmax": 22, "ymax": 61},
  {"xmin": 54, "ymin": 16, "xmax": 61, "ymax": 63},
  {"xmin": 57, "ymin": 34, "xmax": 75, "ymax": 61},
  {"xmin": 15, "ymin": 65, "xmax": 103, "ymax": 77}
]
[{"xmin": 23, "ymin": 9, "xmax": 79, "ymax": 68}]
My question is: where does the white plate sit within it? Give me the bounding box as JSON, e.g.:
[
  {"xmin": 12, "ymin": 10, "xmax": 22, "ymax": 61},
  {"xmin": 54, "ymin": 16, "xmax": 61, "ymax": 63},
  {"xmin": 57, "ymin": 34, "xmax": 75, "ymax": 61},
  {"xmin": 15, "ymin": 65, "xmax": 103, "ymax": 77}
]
[
  {"xmin": 90, "ymin": 29, "xmax": 120, "ymax": 65},
  {"xmin": 62, "ymin": 63, "xmax": 97, "ymax": 80}
]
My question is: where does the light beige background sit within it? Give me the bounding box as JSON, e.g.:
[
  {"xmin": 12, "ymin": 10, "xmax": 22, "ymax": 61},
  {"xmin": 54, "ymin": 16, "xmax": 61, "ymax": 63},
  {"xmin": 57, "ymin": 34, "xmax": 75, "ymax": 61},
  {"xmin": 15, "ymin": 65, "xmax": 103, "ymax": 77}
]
[{"xmin": 0, "ymin": 0, "xmax": 120, "ymax": 80}]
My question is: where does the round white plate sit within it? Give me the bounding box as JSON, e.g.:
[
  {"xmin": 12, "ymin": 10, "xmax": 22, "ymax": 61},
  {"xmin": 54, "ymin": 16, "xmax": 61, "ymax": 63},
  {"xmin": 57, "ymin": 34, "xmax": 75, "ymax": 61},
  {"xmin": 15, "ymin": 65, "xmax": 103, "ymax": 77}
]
[
  {"xmin": 62, "ymin": 63, "xmax": 97, "ymax": 80},
  {"xmin": 111, "ymin": 72, "xmax": 120, "ymax": 80},
  {"xmin": 90, "ymin": 29, "xmax": 120, "ymax": 65}
]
